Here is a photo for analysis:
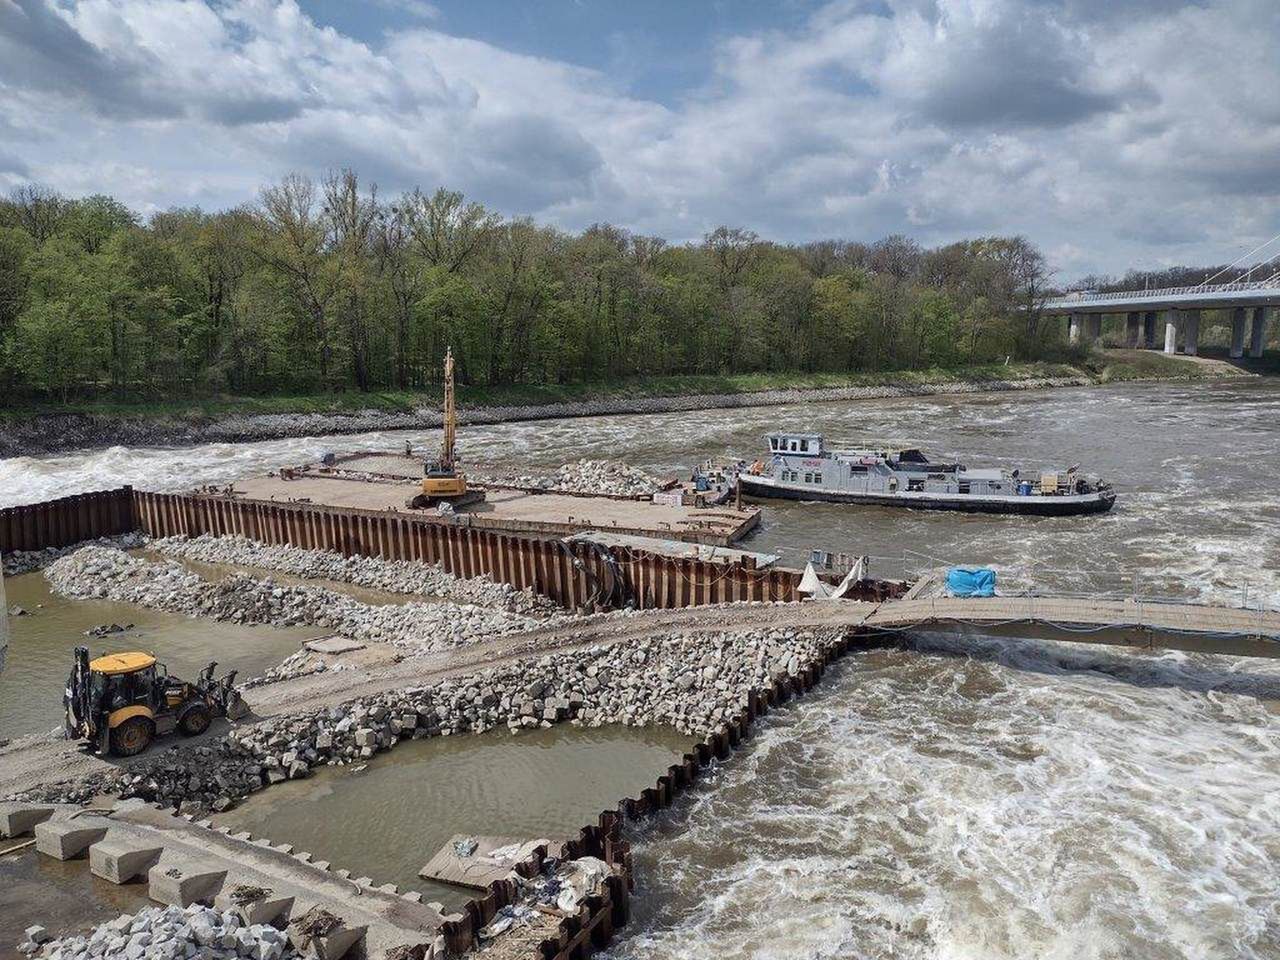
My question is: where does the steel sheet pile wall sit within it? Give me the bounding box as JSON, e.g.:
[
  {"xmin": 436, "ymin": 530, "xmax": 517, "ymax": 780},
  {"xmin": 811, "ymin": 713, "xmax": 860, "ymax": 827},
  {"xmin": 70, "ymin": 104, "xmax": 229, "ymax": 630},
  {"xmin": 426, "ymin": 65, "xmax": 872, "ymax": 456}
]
[
  {"xmin": 0, "ymin": 487, "xmax": 135, "ymax": 555},
  {"xmin": 131, "ymin": 491, "xmax": 801, "ymax": 609},
  {"xmin": 438, "ymin": 633, "xmax": 855, "ymax": 958}
]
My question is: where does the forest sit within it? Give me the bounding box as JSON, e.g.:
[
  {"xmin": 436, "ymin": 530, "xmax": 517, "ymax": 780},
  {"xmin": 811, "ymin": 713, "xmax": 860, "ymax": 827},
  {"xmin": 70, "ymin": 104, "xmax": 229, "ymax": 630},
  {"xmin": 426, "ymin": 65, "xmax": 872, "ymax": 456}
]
[{"xmin": 0, "ymin": 173, "xmax": 1065, "ymax": 404}]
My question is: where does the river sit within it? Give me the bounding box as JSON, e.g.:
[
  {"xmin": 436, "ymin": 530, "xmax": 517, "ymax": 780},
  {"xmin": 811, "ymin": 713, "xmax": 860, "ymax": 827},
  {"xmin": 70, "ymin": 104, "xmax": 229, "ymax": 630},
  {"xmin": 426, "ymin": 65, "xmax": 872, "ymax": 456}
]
[
  {"xmin": 4, "ymin": 380, "xmax": 1279, "ymax": 602},
  {"xmin": 4, "ymin": 378, "xmax": 1280, "ymax": 957}
]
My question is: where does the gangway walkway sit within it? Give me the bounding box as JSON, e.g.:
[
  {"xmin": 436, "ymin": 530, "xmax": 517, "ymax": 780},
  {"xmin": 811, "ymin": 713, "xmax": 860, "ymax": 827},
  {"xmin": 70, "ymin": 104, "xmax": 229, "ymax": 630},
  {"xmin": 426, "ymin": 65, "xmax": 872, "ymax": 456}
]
[{"xmin": 861, "ymin": 593, "xmax": 1280, "ymax": 659}]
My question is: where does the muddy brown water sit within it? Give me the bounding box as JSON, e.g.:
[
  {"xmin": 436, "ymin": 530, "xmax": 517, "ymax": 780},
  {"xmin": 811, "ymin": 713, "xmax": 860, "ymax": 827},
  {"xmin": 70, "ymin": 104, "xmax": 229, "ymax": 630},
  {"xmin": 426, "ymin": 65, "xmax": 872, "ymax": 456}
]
[
  {"xmin": 0, "ymin": 849, "xmax": 152, "ymax": 959},
  {"xmin": 0, "ymin": 571, "xmax": 315, "ymax": 742},
  {"xmin": 215, "ymin": 724, "xmax": 694, "ymax": 909}
]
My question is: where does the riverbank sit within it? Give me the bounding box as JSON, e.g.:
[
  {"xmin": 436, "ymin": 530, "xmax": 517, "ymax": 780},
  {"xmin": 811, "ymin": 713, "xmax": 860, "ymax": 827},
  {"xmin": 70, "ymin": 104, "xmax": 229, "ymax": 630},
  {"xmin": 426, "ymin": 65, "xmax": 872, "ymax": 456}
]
[{"xmin": 0, "ymin": 352, "xmax": 1245, "ymax": 458}]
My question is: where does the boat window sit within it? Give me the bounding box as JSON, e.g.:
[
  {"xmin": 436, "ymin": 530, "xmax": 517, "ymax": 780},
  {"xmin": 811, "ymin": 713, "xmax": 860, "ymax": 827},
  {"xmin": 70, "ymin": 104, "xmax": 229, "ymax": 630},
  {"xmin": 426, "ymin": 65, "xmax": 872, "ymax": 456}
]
[
  {"xmin": 800, "ymin": 439, "xmax": 809, "ymax": 452},
  {"xmin": 958, "ymin": 481, "xmax": 971, "ymax": 494},
  {"xmin": 908, "ymin": 478, "xmax": 924, "ymax": 492},
  {"xmin": 770, "ymin": 438, "xmax": 778, "ymax": 450},
  {"xmin": 804, "ymin": 473, "xmax": 813, "ymax": 483},
  {"xmin": 813, "ymin": 473, "xmax": 822, "ymax": 484}
]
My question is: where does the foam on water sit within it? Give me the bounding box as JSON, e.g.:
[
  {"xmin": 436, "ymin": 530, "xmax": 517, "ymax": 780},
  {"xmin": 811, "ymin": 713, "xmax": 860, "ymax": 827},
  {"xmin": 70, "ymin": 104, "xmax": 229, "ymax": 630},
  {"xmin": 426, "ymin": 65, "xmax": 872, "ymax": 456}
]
[{"xmin": 611, "ymin": 640, "xmax": 1280, "ymax": 960}]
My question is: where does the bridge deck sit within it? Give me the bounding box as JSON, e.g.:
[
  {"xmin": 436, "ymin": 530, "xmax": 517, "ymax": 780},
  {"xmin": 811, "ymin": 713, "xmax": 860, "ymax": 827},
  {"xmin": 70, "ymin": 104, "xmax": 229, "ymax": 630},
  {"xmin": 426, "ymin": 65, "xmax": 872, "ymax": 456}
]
[{"xmin": 1043, "ymin": 279, "xmax": 1280, "ymax": 314}]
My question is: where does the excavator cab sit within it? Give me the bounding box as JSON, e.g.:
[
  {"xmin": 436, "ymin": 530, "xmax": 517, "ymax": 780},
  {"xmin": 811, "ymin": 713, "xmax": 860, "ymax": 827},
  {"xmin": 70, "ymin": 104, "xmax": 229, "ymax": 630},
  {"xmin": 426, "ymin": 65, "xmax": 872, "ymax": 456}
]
[
  {"xmin": 422, "ymin": 459, "xmax": 468, "ymax": 499},
  {"xmin": 64, "ymin": 647, "xmax": 243, "ymax": 757}
]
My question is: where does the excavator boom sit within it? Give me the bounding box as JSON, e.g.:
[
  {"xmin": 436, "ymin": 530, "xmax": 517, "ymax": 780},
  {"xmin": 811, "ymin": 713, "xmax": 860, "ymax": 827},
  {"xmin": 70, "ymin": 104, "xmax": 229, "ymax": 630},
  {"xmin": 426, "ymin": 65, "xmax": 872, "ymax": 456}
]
[{"xmin": 442, "ymin": 347, "xmax": 456, "ymax": 469}]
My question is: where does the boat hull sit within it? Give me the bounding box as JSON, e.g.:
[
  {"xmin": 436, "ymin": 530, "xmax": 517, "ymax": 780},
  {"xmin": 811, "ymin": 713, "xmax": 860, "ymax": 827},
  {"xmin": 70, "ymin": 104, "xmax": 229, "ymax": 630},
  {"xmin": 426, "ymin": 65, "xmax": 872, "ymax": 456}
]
[{"xmin": 737, "ymin": 475, "xmax": 1116, "ymax": 516}]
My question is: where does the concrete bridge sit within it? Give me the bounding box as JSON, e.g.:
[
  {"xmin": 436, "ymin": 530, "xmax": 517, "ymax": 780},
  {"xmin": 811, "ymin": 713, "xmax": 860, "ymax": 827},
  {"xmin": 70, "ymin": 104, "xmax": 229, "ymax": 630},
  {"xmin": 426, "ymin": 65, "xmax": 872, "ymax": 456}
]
[{"xmin": 1043, "ymin": 279, "xmax": 1280, "ymax": 358}]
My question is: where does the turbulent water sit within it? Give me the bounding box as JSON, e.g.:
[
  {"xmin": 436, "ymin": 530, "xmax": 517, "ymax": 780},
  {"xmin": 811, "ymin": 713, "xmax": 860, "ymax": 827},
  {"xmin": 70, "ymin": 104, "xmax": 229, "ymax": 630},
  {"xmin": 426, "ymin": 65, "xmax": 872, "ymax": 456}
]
[
  {"xmin": 4, "ymin": 379, "xmax": 1280, "ymax": 957},
  {"xmin": 608, "ymin": 640, "xmax": 1280, "ymax": 960}
]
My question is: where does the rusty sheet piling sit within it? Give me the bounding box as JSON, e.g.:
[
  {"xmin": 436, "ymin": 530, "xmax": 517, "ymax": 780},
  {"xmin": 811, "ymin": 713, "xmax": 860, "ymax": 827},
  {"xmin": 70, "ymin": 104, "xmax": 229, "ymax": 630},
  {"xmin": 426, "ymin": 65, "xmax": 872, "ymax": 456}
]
[
  {"xmin": 1, "ymin": 488, "xmax": 806, "ymax": 610},
  {"xmin": 0, "ymin": 488, "xmax": 136, "ymax": 555}
]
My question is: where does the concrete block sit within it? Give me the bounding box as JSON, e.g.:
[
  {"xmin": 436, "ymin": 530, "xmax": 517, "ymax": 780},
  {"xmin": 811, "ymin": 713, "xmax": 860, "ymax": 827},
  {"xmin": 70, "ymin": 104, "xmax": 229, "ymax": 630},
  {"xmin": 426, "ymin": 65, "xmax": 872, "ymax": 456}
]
[
  {"xmin": 215, "ymin": 889, "xmax": 295, "ymax": 927},
  {"xmin": 289, "ymin": 922, "xmax": 367, "ymax": 960},
  {"xmin": 148, "ymin": 857, "xmax": 228, "ymax": 907},
  {"xmin": 0, "ymin": 804, "xmax": 57, "ymax": 838},
  {"xmin": 89, "ymin": 835, "xmax": 164, "ymax": 883},
  {"xmin": 34, "ymin": 818, "xmax": 109, "ymax": 860}
]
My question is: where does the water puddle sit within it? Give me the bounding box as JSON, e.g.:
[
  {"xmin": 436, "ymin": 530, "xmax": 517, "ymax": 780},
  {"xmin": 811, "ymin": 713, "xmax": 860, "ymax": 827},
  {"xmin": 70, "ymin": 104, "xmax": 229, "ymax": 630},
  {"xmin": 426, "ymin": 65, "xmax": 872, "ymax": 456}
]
[
  {"xmin": 0, "ymin": 849, "xmax": 152, "ymax": 953},
  {"xmin": 216, "ymin": 723, "xmax": 693, "ymax": 908},
  {"xmin": 0, "ymin": 572, "xmax": 315, "ymax": 741}
]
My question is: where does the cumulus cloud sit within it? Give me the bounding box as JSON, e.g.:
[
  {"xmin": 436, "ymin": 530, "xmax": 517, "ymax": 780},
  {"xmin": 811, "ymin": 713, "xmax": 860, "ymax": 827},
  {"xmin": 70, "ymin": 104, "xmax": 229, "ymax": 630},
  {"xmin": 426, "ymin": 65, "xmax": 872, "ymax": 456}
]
[{"xmin": 0, "ymin": 0, "xmax": 1276, "ymax": 279}]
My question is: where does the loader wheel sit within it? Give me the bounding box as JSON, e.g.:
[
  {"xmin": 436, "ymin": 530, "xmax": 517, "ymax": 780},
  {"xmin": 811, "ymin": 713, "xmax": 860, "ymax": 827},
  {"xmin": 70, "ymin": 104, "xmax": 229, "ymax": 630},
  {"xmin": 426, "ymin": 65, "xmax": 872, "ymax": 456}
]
[
  {"xmin": 179, "ymin": 704, "xmax": 212, "ymax": 736},
  {"xmin": 110, "ymin": 717, "xmax": 154, "ymax": 757}
]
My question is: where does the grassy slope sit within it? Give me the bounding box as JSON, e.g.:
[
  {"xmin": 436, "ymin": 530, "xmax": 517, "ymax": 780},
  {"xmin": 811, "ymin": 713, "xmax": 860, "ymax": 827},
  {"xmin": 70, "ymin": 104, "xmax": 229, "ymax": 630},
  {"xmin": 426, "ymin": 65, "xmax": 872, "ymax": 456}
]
[{"xmin": 0, "ymin": 353, "xmax": 1238, "ymax": 422}]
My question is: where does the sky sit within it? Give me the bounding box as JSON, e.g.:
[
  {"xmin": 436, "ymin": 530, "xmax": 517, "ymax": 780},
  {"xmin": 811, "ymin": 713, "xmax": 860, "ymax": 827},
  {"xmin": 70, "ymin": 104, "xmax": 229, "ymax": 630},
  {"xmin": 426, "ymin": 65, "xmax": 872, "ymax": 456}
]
[{"xmin": 1, "ymin": 0, "xmax": 1278, "ymax": 281}]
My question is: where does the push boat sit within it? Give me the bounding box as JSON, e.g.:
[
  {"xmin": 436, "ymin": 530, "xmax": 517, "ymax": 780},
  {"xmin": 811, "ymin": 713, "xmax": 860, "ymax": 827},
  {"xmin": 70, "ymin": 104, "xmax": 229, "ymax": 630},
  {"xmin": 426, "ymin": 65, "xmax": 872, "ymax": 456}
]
[{"xmin": 738, "ymin": 433, "xmax": 1115, "ymax": 516}]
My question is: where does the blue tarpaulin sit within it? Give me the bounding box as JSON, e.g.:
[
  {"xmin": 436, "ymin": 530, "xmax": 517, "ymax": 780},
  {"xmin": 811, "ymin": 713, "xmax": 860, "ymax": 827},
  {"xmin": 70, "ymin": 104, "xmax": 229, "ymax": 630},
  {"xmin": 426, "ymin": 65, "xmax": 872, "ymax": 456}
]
[{"xmin": 946, "ymin": 567, "xmax": 997, "ymax": 597}]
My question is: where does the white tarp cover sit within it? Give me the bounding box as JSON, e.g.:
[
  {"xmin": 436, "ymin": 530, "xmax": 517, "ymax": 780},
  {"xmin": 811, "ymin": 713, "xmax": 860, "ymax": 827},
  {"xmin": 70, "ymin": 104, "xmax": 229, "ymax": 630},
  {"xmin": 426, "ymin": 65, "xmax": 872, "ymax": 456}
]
[
  {"xmin": 830, "ymin": 557, "xmax": 867, "ymax": 599},
  {"xmin": 798, "ymin": 562, "xmax": 834, "ymax": 599}
]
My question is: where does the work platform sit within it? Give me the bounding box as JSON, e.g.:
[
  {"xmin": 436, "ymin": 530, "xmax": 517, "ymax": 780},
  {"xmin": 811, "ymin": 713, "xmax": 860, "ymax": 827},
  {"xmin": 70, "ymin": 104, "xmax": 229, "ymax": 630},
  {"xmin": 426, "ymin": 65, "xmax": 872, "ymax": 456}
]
[{"xmin": 230, "ymin": 474, "xmax": 760, "ymax": 546}]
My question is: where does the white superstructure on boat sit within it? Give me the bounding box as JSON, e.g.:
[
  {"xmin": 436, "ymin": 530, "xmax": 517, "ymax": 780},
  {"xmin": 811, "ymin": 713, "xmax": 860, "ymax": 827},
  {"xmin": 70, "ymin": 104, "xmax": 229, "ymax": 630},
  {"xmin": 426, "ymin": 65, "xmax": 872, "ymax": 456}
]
[{"xmin": 738, "ymin": 433, "xmax": 1115, "ymax": 516}]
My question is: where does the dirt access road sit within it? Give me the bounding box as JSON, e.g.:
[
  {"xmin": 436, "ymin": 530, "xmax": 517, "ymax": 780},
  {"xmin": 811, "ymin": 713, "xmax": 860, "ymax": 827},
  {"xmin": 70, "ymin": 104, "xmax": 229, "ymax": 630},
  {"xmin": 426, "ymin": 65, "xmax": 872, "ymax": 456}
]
[{"xmin": 0, "ymin": 601, "xmax": 879, "ymax": 802}]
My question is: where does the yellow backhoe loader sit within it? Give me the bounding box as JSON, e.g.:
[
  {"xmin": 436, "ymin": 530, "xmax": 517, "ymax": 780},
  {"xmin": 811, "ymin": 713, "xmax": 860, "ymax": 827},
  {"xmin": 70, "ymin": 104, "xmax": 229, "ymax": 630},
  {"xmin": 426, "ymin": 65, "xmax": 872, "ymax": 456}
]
[{"xmin": 64, "ymin": 647, "xmax": 244, "ymax": 756}]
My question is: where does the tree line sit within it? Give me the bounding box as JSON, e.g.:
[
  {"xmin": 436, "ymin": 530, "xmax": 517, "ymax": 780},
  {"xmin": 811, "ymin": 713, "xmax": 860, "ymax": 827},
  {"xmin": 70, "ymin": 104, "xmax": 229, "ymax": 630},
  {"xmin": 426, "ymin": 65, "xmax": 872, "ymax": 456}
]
[{"xmin": 0, "ymin": 173, "xmax": 1064, "ymax": 404}]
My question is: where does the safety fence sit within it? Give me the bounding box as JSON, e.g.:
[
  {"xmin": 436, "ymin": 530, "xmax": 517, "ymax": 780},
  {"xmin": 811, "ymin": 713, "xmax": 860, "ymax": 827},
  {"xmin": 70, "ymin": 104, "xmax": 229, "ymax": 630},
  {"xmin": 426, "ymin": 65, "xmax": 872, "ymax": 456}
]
[
  {"xmin": 436, "ymin": 633, "xmax": 855, "ymax": 957},
  {"xmin": 2, "ymin": 488, "xmax": 821, "ymax": 610}
]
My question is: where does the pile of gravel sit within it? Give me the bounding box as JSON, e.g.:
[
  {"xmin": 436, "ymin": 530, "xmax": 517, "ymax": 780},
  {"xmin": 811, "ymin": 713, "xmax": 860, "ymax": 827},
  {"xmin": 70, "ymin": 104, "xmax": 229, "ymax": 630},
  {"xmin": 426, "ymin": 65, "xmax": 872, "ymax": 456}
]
[
  {"xmin": 22, "ymin": 905, "xmax": 295, "ymax": 960},
  {"xmin": 550, "ymin": 459, "xmax": 665, "ymax": 497},
  {"xmin": 44, "ymin": 546, "xmax": 547, "ymax": 654},
  {"xmin": 152, "ymin": 534, "xmax": 557, "ymax": 615},
  {"xmin": 1, "ymin": 532, "xmax": 148, "ymax": 577},
  {"xmin": 472, "ymin": 458, "xmax": 665, "ymax": 498}
]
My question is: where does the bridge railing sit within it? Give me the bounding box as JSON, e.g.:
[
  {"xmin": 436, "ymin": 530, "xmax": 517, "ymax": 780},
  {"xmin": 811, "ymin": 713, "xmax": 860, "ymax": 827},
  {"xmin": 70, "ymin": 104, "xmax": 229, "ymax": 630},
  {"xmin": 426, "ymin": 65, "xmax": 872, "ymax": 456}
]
[
  {"xmin": 869, "ymin": 550, "xmax": 1280, "ymax": 612},
  {"xmin": 1044, "ymin": 277, "xmax": 1280, "ymax": 308}
]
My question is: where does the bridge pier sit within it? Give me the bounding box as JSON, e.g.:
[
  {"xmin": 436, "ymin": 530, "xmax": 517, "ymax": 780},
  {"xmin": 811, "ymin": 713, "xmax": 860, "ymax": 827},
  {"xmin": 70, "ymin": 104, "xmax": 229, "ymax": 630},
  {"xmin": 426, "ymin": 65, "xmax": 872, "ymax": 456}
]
[
  {"xmin": 1143, "ymin": 311, "xmax": 1157, "ymax": 348},
  {"xmin": 1250, "ymin": 306, "xmax": 1269, "ymax": 358},
  {"xmin": 1089, "ymin": 315, "xmax": 1103, "ymax": 341},
  {"xmin": 1183, "ymin": 309, "xmax": 1200, "ymax": 356},
  {"xmin": 1230, "ymin": 306, "xmax": 1247, "ymax": 358},
  {"xmin": 1164, "ymin": 310, "xmax": 1178, "ymax": 353},
  {"xmin": 1125, "ymin": 311, "xmax": 1141, "ymax": 347},
  {"xmin": 1069, "ymin": 313, "xmax": 1082, "ymax": 343}
]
